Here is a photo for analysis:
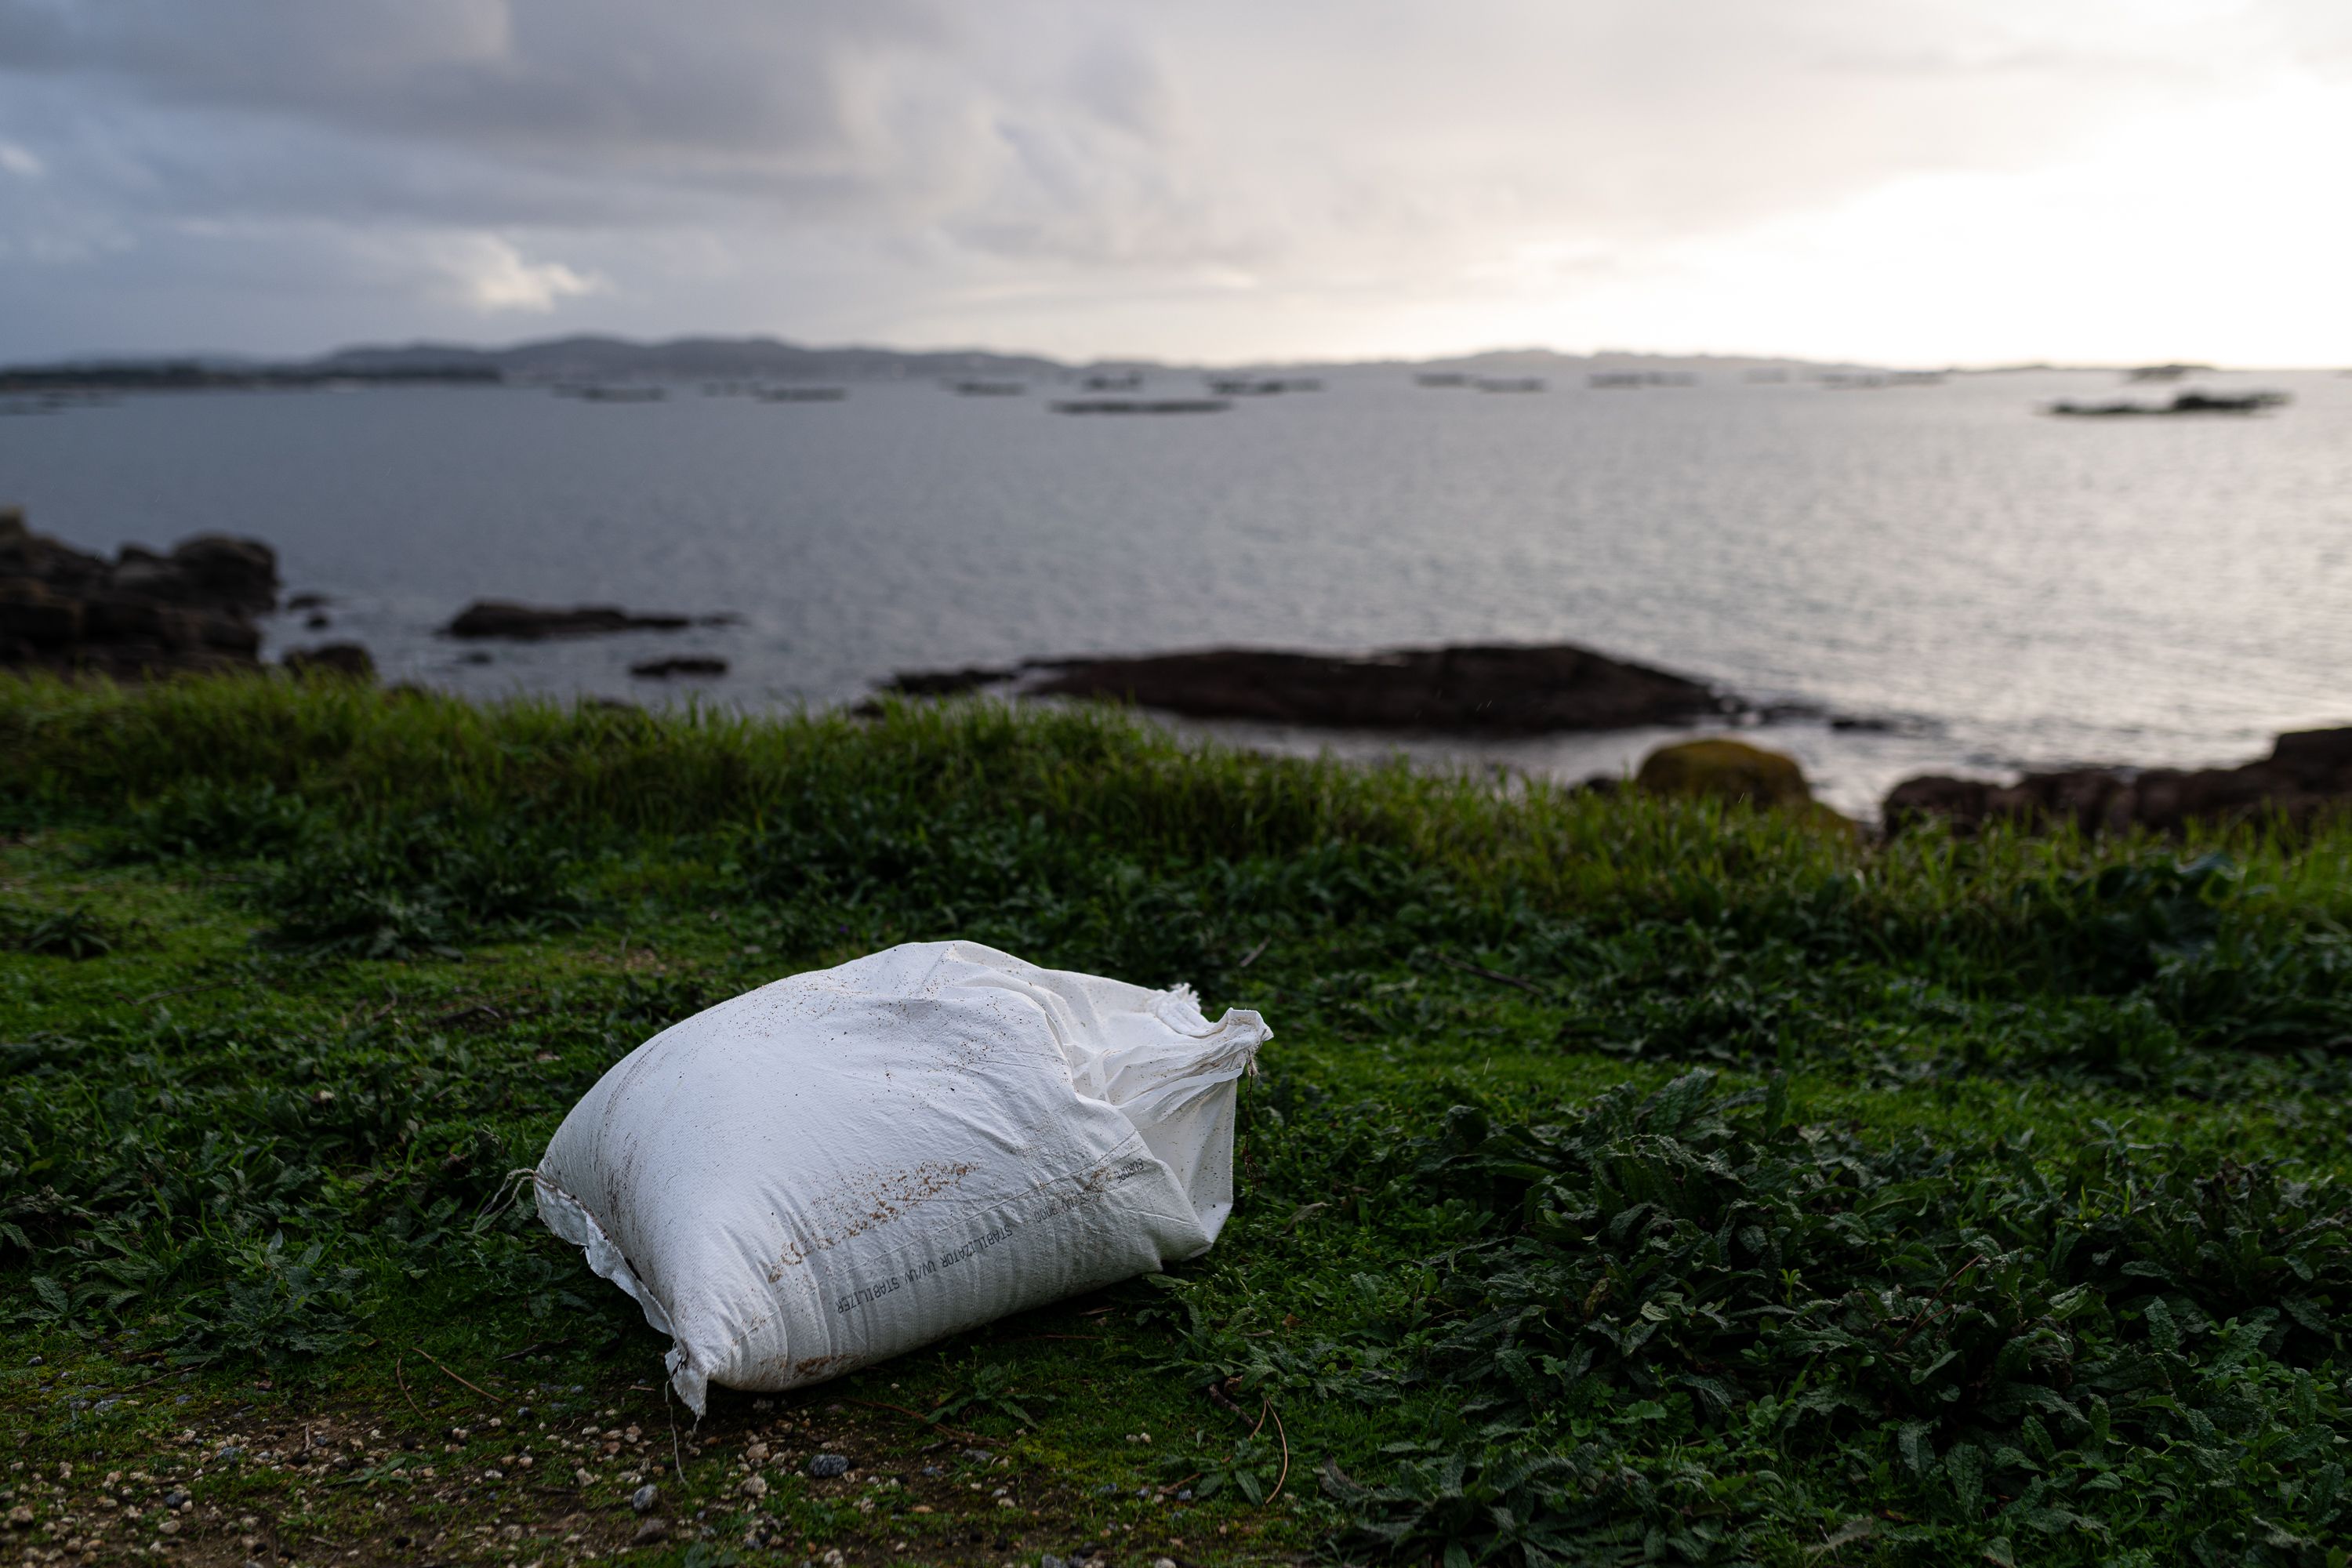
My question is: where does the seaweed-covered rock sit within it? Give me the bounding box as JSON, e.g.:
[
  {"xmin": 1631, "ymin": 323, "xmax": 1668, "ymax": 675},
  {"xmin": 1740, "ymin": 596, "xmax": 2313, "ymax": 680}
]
[{"xmin": 1635, "ymin": 738, "xmax": 1812, "ymax": 808}]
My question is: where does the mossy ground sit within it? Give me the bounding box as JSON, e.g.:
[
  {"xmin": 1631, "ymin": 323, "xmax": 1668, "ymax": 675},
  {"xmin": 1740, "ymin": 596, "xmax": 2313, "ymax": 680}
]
[{"xmin": 6, "ymin": 678, "xmax": 2352, "ymax": 1567}]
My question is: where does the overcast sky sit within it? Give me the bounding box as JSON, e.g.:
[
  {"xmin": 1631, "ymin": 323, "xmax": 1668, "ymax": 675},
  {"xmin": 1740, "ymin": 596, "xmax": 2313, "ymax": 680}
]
[{"xmin": 3, "ymin": 0, "xmax": 2347, "ymax": 365}]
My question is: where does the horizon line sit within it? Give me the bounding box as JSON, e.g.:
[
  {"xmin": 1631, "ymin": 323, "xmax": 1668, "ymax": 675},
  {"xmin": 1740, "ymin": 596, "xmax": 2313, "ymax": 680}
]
[{"xmin": 8, "ymin": 331, "xmax": 2338, "ymax": 377}]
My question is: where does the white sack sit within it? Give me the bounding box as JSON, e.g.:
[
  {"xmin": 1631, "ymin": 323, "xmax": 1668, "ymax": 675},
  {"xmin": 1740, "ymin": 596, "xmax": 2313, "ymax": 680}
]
[{"xmin": 534, "ymin": 940, "xmax": 1269, "ymax": 1413}]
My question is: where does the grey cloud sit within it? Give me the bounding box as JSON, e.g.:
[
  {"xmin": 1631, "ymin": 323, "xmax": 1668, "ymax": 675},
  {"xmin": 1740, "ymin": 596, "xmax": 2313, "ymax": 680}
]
[
  {"xmin": 0, "ymin": 0, "xmax": 936, "ymax": 164},
  {"xmin": 0, "ymin": 0, "xmax": 2236, "ymax": 249},
  {"xmin": 0, "ymin": 0, "xmax": 2344, "ymax": 360}
]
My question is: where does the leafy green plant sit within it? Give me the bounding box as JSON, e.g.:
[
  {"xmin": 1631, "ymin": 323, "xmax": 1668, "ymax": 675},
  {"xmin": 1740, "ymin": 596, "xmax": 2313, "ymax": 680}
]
[
  {"xmin": 256, "ymin": 811, "xmax": 591, "ymax": 956},
  {"xmin": 1301, "ymin": 1070, "xmax": 2352, "ymax": 1561},
  {"xmin": 0, "ymin": 902, "xmax": 138, "ymax": 959},
  {"xmin": 927, "ymin": 1359, "xmax": 1054, "ymax": 1430},
  {"xmin": 1165, "ymin": 1429, "xmax": 1286, "ymax": 1504},
  {"xmin": 161, "ymin": 1232, "xmax": 364, "ymax": 1367},
  {"xmin": 100, "ymin": 777, "xmax": 318, "ymax": 863}
]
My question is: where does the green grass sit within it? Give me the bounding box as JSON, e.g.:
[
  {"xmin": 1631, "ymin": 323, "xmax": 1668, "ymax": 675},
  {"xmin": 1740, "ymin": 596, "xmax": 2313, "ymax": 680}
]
[{"xmin": 6, "ymin": 674, "xmax": 2352, "ymax": 1566}]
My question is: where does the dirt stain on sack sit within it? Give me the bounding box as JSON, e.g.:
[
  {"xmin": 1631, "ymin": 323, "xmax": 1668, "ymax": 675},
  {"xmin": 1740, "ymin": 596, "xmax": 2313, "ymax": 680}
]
[
  {"xmin": 769, "ymin": 1160, "xmax": 977, "ymax": 1276},
  {"xmin": 781, "ymin": 1352, "xmax": 856, "ymax": 1381}
]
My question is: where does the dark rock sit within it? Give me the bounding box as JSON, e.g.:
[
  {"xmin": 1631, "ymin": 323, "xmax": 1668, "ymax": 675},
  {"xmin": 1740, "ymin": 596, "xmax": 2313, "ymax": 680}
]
[
  {"xmin": 122, "ymin": 534, "xmax": 280, "ymax": 615},
  {"xmin": 629, "ymin": 1483, "xmax": 659, "ymax": 1513},
  {"xmin": 1884, "ymin": 726, "xmax": 2352, "ymax": 836},
  {"xmin": 629, "ymin": 656, "xmax": 728, "ymax": 679},
  {"xmin": 2047, "ymin": 390, "xmax": 2288, "ymax": 418},
  {"xmin": 282, "ymin": 643, "xmax": 376, "ymax": 681},
  {"xmin": 884, "ymin": 664, "xmax": 1017, "ymax": 698},
  {"xmin": 2019, "ymin": 768, "xmax": 2140, "ymax": 835},
  {"xmin": 1888, "ymin": 768, "xmax": 2141, "ymax": 836},
  {"xmin": 806, "ymin": 1453, "xmax": 850, "ymax": 1479},
  {"xmin": 630, "ymin": 1517, "xmax": 670, "ymax": 1545},
  {"xmin": 1883, "ymin": 775, "xmax": 1994, "ymax": 833},
  {"xmin": 1051, "ymin": 398, "xmax": 1230, "ymax": 414},
  {"xmin": 0, "ymin": 580, "xmax": 82, "ymax": 648},
  {"xmin": 304, "ymin": 612, "xmax": 330, "ymax": 630},
  {"xmin": 0, "ymin": 508, "xmax": 278, "ymax": 677},
  {"xmin": 899, "ymin": 643, "xmax": 1730, "ymax": 733},
  {"xmin": 2270, "ymin": 728, "xmax": 2352, "ymax": 786},
  {"xmin": 442, "ymin": 600, "xmax": 716, "ymax": 640},
  {"xmin": 1635, "ymin": 738, "xmax": 1812, "ymax": 808}
]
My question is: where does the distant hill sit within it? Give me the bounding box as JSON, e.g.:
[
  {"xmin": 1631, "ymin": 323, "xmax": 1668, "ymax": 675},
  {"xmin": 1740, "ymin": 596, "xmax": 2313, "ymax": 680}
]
[
  {"xmin": 1332, "ymin": 346, "xmax": 1876, "ymax": 376},
  {"xmin": 307, "ymin": 336, "xmax": 1878, "ymax": 382},
  {"xmin": 5, "ymin": 333, "xmax": 1882, "ymax": 390},
  {"xmin": 313, "ymin": 334, "xmax": 1073, "ymax": 382}
]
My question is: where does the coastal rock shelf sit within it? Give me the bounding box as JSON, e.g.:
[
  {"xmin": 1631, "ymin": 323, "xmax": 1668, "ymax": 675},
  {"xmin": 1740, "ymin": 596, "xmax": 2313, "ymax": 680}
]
[
  {"xmin": 0, "ymin": 508, "xmax": 278, "ymax": 677},
  {"xmin": 1886, "ymin": 726, "xmax": 2352, "ymax": 835},
  {"xmin": 630, "ymin": 655, "xmax": 728, "ymax": 679},
  {"xmin": 441, "ymin": 601, "xmax": 737, "ymax": 640},
  {"xmin": 2045, "ymin": 389, "xmax": 2288, "ymax": 418},
  {"xmin": 885, "ymin": 642, "xmax": 1737, "ymax": 733}
]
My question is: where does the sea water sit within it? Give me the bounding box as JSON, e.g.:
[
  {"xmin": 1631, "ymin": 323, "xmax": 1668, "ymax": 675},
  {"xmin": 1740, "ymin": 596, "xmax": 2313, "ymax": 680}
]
[{"xmin": 5, "ymin": 366, "xmax": 2347, "ymax": 817}]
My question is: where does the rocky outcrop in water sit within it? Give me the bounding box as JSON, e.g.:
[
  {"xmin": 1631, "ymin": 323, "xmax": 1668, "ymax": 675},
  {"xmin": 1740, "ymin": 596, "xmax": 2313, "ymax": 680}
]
[
  {"xmin": 630, "ymin": 655, "xmax": 727, "ymax": 679},
  {"xmin": 1884, "ymin": 728, "xmax": 2352, "ymax": 835},
  {"xmin": 0, "ymin": 508, "xmax": 278, "ymax": 677},
  {"xmin": 2046, "ymin": 390, "xmax": 2288, "ymax": 418},
  {"xmin": 887, "ymin": 643, "xmax": 1732, "ymax": 733},
  {"xmin": 442, "ymin": 601, "xmax": 734, "ymax": 640}
]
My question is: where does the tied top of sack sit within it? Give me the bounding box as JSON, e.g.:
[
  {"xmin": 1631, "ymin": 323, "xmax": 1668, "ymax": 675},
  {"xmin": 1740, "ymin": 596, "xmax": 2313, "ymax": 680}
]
[{"xmin": 534, "ymin": 940, "xmax": 1270, "ymax": 1412}]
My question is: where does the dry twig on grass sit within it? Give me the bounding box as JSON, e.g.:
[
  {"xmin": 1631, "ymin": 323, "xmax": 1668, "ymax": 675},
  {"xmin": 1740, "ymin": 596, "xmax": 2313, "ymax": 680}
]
[
  {"xmin": 394, "ymin": 1352, "xmax": 426, "ymax": 1422},
  {"xmin": 409, "ymin": 1343, "xmax": 498, "ymax": 1403},
  {"xmin": 1265, "ymin": 1400, "xmax": 1291, "ymax": 1504},
  {"xmin": 1429, "ymin": 950, "xmax": 1546, "ymax": 996}
]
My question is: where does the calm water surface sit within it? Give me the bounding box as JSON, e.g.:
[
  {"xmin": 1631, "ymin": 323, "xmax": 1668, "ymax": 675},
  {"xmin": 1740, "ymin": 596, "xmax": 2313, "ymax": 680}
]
[{"xmin": 5, "ymin": 368, "xmax": 2348, "ymax": 816}]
